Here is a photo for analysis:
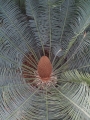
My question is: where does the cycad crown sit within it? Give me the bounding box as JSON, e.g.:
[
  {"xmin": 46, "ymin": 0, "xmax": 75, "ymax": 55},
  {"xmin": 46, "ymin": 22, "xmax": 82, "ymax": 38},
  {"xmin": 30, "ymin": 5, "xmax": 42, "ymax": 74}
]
[{"xmin": 0, "ymin": 0, "xmax": 90, "ymax": 120}]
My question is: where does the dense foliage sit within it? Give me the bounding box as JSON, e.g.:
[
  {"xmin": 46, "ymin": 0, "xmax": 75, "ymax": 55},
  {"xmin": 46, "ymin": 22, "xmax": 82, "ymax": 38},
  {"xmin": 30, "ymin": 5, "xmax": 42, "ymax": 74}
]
[{"xmin": 0, "ymin": 0, "xmax": 90, "ymax": 120}]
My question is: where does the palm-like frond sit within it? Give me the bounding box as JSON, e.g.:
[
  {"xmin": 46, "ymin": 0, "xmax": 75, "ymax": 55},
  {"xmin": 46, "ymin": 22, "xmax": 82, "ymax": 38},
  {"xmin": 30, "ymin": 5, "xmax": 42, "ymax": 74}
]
[
  {"xmin": 0, "ymin": 0, "xmax": 90, "ymax": 120},
  {"xmin": 53, "ymin": 83, "xmax": 90, "ymax": 120},
  {"xmin": 54, "ymin": 32, "xmax": 90, "ymax": 74},
  {"xmin": 25, "ymin": 0, "xmax": 76, "ymax": 58}
]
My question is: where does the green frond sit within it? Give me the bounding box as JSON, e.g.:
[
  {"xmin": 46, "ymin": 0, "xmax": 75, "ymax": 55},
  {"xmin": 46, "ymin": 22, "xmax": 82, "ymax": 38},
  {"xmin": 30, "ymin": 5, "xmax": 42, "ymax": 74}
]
[
  {"xmin": 64, "ymin": 0, "xmax": 90, "ymax": 55},
  {"xmin": 25, "ymin": 0, "xmax": 76, "ymax": 58},
  {"xmin": 53, "ymin": 83, "xmax": 90, "ymax": 120},
  {"xmin": 0, "ymin": 0, "xmax": 38, "ymax": 57},
  {"xmin": 59, "ymin": 70, "xmax": 90, "ymax": 85},
  {"xmin": 53, "ymin": 0, "xmax": 90, "ymax": 68},
  {"xmin": 54, "ymin": 32, "xmax": 90, "ymax": 74},
  {"xmin": 25, "ymin": 0, "xmax": 50, "ymax": 55}
]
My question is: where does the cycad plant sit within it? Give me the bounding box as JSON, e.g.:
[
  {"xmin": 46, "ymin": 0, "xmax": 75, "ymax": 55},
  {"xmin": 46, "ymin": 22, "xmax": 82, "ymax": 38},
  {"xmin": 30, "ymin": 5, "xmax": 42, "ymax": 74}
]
[{"xmin": 0, "ymin": 0, "xmax": 90, "ymax": 120}]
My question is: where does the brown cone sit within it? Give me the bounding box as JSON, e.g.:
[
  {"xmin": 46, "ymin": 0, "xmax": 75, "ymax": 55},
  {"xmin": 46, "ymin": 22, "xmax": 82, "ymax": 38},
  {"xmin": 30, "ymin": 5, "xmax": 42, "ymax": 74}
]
[{"xmin": 37, "ymin": 56, "xmax": 52, "ymax": 81}]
